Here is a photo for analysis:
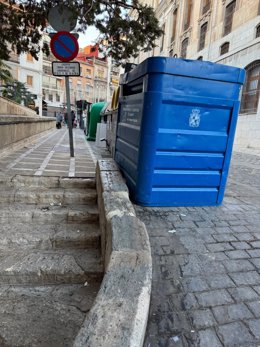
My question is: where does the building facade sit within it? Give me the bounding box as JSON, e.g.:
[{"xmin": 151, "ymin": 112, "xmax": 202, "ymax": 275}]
[
  {"xmin": 3, "ymin": 37, "xmax": 120, "ymax": 119},
  {"xmin": 135, "ymin": 0, "xmax": 260, "ymax": 148}
]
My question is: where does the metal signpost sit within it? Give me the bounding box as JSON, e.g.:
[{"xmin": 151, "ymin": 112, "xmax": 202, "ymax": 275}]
[{"xmin": 50, "ymin": 31, "xmax": 79, "ymax": 158}]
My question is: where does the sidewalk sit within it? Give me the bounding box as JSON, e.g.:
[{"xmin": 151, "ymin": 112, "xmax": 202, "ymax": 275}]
[
  {"xmin": 0, "ymin": 128, "xmax": 97, "ymax": 177},
  {"xmin": 0, "ymin": 127, "xmax": 259, "ymax": 346},
  {"xmin": 136, "ymin": 148, "xmax": 260, "ymax": 347}
]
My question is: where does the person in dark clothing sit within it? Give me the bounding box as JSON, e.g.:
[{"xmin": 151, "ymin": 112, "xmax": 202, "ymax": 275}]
[
  {"xmin": 64, "ymin": 112, "xmax": 68, "ymax": 125},
  {"xmin": 56, "ymin": 112, "xmax": 63, "ymax": 129},
  {"xmin": 71, "ymin": 110, "xmax": 77, "ymax": 128}
]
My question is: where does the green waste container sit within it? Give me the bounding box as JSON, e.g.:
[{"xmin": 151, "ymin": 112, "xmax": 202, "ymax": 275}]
[{"xmin": 87, "ymin": 102, "xmax": 106, "ymax": 141}]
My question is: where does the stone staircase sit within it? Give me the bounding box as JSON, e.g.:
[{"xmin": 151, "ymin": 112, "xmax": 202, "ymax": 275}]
[{"xmin": 0, "ymin": 175, "xmax": 103, "ymax": 347}]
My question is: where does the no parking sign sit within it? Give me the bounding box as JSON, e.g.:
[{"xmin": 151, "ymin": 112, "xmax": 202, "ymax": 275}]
[{"xmin": 50, "ymin": 31, "xmax": 79, "ymax": 62}]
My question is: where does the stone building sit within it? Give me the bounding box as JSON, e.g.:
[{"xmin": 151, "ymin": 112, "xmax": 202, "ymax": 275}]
[{"xmin": 135, "ymin": 0, "xmax": 260, "ymax": 148}]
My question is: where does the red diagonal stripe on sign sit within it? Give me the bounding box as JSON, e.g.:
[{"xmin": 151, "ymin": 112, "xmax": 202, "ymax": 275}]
[{"xmin": 56, "ymin": 37, "xmax": 74, "ymax": 55}]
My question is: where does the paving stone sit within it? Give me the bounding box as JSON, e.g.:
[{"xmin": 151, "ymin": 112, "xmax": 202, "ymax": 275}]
[
  {"xmin": 206, "ymin": 274, "xmax": 235, "ymax": 289},
  {"xmin": 195, "ymin": 221, "xmax": 215, "ymax": 228},
  {"xmin": 212, "ymin": 234, "xmax": 238, "ymax": 242},
  {"xmin": 209, "ymin": 252, "xmax": 229, "ymax": 261},
  {"xmin": 253, "ymin": 286, "xmax": 260, "ymax": 295},
  {"xmin": 247, "ymin": 249, "xmax": 260, "ymax": 257},
  {"xmin": 222, "ymin": 259, "xmax": 255, "ymax": 272},
  {"xmin": 213, "ymin": 221, "xmax": 230, "ymax": 227},
  {"xmin": 199, "ymin": 260, "xmax": 226, "ymax": 275},
  {"xmin": 230, "ymin": 271, "xmax": 260, "ymax": 286},
  {"xmin": 217, "ymin": 322, "xmax": 253, "ymax": 346},
  {"xmin": 182, "ymin": 277, "xmax": 209, "ymax": 293},
  {"xmin": 230, "ymin": 225, "xmax": 251, "ymax": 233},
  {"xmin": 206, "ymin": 243, "xmax": 234, "ymax": 252},
  {"xmin": 250, "ymin": 258, "xmax": 260, "ymax": 269},
  {"xmin": 236, "ymin": 233, "xmax": 256, "ymax": 241},
  {"xmin": 212, "ymin": 303, "xmax": 253, "ymax": 324},
  {"xmin": 228, "ymin": 286, "xmax": 260, "ymax": 301},
  {"xmin": 191, "ymin": 309, "xmax": 217, "ymax": 329},
  {"xmin": 198, "ymin": 329, "xmax": 222, "ymax": 347},
  {"xmin": 247, "ymin": 301, "xmax": 260, "ymax": 317},
  {"xmin": 230, "ymin": 241, "xmax": 251, "ymax": 250},
  {"xmin": 215, "ymin": 226, "xmax": 233, "ymax": 233},
  {"xmin": 250, "ymin": 241, "xmax": 260, "ymax": 248},
  {"xmin": 158, "ymin": 311, "xmax": 190, "ymax": 335},
  {"xmin": 225, "ymin": 250, "xmax": 250, "ymax": 259},
  {"xmin": 247, "ymin": 318, "xmax": 260, "ymax": 338},
  {"xmin": 182, "ymin": 293, "xmax": 199, "ymax": 310},
  {"xmin": 195, "ymin": 289, "xmax": 234, "ymax": 308}
]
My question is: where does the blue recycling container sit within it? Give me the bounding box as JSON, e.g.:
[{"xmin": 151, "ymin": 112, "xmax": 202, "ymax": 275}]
[{"xmin": 115, "ymin": 57, "xmax": 245, "ymax": 206}]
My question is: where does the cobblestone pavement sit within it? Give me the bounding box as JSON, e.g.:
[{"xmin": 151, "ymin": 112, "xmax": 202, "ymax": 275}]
[
  {"xmin": 0, "ymin": 127, "xmax": 96, "ymax": 177},
  {"xmin": 135, "ymin": 150, "xmax": 260, "ymax": 347}
]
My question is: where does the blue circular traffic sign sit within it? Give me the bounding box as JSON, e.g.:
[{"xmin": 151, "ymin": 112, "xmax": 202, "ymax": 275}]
[{"xmin": 50, "ymin": 31, "xmax": 79, "ymax": 62}]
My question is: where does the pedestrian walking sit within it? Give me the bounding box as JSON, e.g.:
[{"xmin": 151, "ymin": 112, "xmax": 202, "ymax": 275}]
[{"xmin": 56, "ymin": 112, "xmax": 63, "ymax": 129}]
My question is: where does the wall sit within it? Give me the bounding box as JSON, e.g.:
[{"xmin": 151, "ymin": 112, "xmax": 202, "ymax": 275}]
[
  {"xmin": 235, "ymin": 113, "xmax": 260, "ymax": 148},
  {"xmin": 0, "ymin": 96, "xmax": 37, "ymax": 117},
  {"xmin": 0, "ymin": 96, "xmax": 55, "ymax": 154}
]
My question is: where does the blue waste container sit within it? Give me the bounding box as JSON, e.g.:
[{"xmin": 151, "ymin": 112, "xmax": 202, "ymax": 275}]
[{"xmin": 115, "ymin": 57, "xmax": 245, "ymax": 206}]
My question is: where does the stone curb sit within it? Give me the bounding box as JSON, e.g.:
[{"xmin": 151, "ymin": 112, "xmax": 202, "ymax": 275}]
[{"xmin": 74, "ymin": 159, "xmax": 152, "ymax": 347}]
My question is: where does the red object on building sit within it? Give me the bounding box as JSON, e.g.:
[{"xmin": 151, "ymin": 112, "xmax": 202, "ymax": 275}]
[{"xmin": 83, "ymin": 44, "xmax": 99, "ymax": 58}]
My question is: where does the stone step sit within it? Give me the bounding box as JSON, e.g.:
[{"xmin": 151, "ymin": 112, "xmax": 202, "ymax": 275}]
[
  {"xmin": 0, "ymin": 282, "xmax": 101, "ymax": 347},
  {"xmin": 0, "ymin": 187, "xmax": 97, "ymax": 205},
  {"xmin": 0, "ymin": 175, "xmax": 96, "ymax": 189},
  {"xmin": 0, "ymin": 222, "xmax": 101, "ymax": 250},
  {"xmin": 0, "ymin": 249, "xmax": 103, "ymax": 285},
  {"xmin": 0, "ymin": 203, "xmax": 99, "ymax": 224}
]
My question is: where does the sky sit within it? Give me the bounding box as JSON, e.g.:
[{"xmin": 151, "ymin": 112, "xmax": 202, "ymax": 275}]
[{"xmin": 78, "ymin": 26, "xmax": 100, "ymax": 48}]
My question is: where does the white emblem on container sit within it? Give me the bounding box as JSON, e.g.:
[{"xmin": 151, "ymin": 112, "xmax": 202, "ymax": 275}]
[{"xmin": 189, "ymin": 109, "xmax": 201, "ymax": 128}]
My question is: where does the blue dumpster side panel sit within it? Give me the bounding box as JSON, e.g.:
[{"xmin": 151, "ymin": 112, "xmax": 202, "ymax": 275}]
[{"xmin": 115, "ymin": 57, "xmax": 245, "ymax": 206}]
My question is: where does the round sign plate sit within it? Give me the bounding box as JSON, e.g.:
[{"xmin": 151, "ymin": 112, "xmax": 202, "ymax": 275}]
[
  {"xmin": 48, "ymin": 5, "xmax": 77, "ymax": 32},
  {"xmin": 50, "ymin": 31, "xmax": 79, "ymax": 62}
]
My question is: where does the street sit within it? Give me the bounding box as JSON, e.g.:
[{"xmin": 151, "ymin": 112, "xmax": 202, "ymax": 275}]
[{"xmin": 136, "ymin": 149, "xmax": 260, "ymax": 347}]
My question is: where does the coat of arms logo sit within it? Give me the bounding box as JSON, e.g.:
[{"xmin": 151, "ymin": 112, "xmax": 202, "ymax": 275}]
[{"xmin": 189, "ymin": 109, "xmax": 201, "ymax": 128}]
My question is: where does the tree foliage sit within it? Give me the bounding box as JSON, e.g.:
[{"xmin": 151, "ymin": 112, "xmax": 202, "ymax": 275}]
[
  {"xmin": 2, "ymin": 79, "xmax": 36, "ymax": 107},
  {"xmin": 0, "ymin": 59, "xmax": 12, "ymax": 83},
  {"xmin": 0, "ymin": 0, "xmax": 163, "ymax": 63}
]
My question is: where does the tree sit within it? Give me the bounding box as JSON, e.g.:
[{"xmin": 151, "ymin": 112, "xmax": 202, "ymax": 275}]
[
  {"xmin": 0, "ymin": 0, "xmax": 163, "ymax": 64},
  {"xmin": 2, "ymin": 79, "xmax": 36, "ymax": 107},
  {"xmin": 0, "ymin": 59, "xmax": 12, "ymax": 83}
]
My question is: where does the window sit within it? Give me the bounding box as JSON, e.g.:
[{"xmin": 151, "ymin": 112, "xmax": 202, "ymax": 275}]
[
  {"xmin": 184, "ymin": 0, "xmax": 192, "ymax": 31},
  {"xmin": 171, "ymin": 9, "xmax": 178, "ymax": 42},
  {"xmin": 181, "ymin": 38, "xmax": 189, "ymax": 58},
  {"xmin": 26, "ymin": 75, "xmax": 33, "ymax": 86},
  {"xmin": 199, "ymin": 22, "xmax": 208, "ymax": 51},
  {"xmin": 97, "ymin": 69, "xmax": 104, "ymax": 78},
  {"xmin": 202, "ymin": 0, "xmax": 211, "ymax": 14},
  {"xmin": 220, "ymin": 42, "xmax": 230, "ymax": 55},
  {"xmin": 86, "ymin": 84, "xmax": 92, "ymax": 95},
  {"xmin": 26, "ymin": 53, "xmax": 33, "ymax": 62},
  {"xmin": 160, "ymin": 24, "xmax": 165, "ymax": 52},
  {"xmin": 223, "ymin": 0, "xmax": 236, "ymax": 36},
  {"xmin": 241, "ymin": 61, "xmax": 260, "ymax": 114},
  {"xmin": 43, "ymin": 64, "xmax": 52, "ymax": 75},
  {"xmin": 256, "ymin": 24, "xmax": 260, "ymax": 38},
  {"xmin": 49, "ymin": 94, "xmax": 53, "ymax": 102},
  {"xmin": 56, "ymin": 93, "xmax": 60, "ymax": 102}
]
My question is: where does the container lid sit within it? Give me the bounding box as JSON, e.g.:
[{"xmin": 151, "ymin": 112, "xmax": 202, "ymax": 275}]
[{"xmin": 121, "ymin": 57, "xmax": 245, "ymax": 85}]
